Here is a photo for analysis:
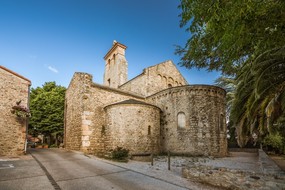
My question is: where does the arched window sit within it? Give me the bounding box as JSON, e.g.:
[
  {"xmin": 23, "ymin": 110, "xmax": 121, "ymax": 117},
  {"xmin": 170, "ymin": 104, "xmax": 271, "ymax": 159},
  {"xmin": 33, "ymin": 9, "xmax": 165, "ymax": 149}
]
[
  {"xmin": 158, "ymin": 74, "xmax": 162, "ymax": 82},
  {"xmin": 148, "ymin": 125, "xmax": 151, "ymax": 135},
  {"xmin": 177, "ymin": 112, "xmax": 186, "ymax": 128},
  {"xmin": 113, "ymin": 54, "xmax": 116, "ymax": 63},
  {"xmin": 168, "ymin": 77, "xmax": 174, "ymax": 87}
]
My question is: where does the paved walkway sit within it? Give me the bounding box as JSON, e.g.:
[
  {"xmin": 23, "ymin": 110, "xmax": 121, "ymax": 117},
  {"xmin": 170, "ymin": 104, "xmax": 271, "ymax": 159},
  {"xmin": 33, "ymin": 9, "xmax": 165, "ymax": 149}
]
[
  {"xmin": 258, "ymin": 149, "xmax": 285, "ymax": 176},
  {"xmin": 269, "ymin": 155, "xmax": 285, "ymax": 171},
  {"xmin": 0, "ymin": 154, "xmax": 54, "ymax": 190},
  {"xmin": 0, "ymin": 149, "xmax": 219, "ymax": 190},
  {"xmin": 1, "ymin": 149, "xmax": 284, "ymax": 190}
]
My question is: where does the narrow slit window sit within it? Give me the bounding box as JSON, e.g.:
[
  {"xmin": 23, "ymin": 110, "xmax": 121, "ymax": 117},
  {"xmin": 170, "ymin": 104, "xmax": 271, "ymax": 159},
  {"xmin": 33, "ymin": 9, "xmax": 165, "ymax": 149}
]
[{"xmin": 148, "ymin": 125, "xmax": 151, "ymax": 135}]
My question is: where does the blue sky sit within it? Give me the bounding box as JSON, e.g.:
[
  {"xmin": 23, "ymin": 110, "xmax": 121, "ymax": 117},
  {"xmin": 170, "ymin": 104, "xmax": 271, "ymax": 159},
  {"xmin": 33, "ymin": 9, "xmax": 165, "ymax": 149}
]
[{"xmin": 0, "ymin": 0, "xmax": 220, "ymax": 88}]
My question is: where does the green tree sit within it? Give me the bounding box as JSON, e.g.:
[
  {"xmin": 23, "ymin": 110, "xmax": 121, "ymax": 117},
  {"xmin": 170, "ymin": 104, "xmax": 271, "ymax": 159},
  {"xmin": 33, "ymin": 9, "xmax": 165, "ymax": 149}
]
[
  {"xmin": 177, "ymin": 1, "xmax": 285, "ymax": 151},
  {"xmin": 215, "ymin": 76, "xmax": 237, "ymax": 146},
  {"xmin": 176, "ymin": 0, "xmax": 285, "ymax": 75},
  {"xmin": 231, "ymin": 47, "xmax": 285, "ymax": 149},
  {"xmin": 214, "ymin": 76, "xmax": 236, "ymax": 119},
  {"xmin": 29, "ymin": 82, "xmax": 66, "ymax": 145}
]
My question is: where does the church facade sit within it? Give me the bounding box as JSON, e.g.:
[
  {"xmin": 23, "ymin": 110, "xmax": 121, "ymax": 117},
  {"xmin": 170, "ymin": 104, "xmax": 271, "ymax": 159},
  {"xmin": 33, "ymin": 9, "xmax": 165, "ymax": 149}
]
[{"xmin": 64, "ymin": 41, "xmax": 227, "ymax": 157}]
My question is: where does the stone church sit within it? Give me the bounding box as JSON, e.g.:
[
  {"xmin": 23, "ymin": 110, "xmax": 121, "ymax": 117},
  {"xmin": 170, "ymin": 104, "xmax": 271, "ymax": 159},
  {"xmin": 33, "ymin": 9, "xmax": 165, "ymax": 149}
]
[{"xmin": 64, "ymin": 41, "xmax": 227, "ymax": 157}]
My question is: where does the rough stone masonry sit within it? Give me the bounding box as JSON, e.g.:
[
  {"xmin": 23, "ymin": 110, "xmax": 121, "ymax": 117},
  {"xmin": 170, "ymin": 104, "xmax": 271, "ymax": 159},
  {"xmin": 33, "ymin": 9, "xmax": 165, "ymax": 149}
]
[
  {"xmin": 64, "ymin": 41, "xmax": 227, "ymax": 157},
  {"xmin": 0, "ymin": 66, "xmax": 31, "ymax": 156}
]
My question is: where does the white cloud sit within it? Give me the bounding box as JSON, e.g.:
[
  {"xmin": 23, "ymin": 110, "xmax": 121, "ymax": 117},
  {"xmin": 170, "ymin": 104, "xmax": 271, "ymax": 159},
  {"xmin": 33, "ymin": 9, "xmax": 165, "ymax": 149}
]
[{"xmin": 48, "ymin": 66, "xmax": 58, "ymax": 73}]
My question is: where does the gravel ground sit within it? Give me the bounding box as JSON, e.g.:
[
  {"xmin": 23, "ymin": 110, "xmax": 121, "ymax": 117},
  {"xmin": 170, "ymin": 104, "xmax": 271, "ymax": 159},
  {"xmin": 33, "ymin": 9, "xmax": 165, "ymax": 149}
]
[
  {"xmin": 89, "ymin": 151, "xmax": 265, "ymax": 189},
  {"xmin": 91, "ymin": 155, "xmax": 222, "ymax": 190}
]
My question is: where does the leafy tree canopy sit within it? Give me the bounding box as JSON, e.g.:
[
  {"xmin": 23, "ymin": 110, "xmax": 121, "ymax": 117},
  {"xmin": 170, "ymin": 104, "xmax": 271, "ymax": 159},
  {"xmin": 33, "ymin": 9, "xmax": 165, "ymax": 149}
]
[
  {"xmin": 177, "ymin": 1, "xmax": 285, "ymax": 151},
  {"xmin": 177, "ymin": 0, "xmax": 285, "ymax": 75},
  {"xmin": 29, "ymin": 82, "xmax": 66, "ymax": 138}
]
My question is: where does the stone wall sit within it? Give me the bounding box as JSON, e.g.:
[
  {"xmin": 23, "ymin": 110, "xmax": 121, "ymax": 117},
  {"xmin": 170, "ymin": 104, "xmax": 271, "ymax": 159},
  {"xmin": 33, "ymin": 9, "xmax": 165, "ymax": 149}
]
[
  {"xmin": 65, "ymin": 72, "xmax": 145, "ymax": 155},
  {"xmin": 119, "ymin": 60, "xmax": 188, "ymax": 96},
  {"xmin": 104, "ymin": 101, "xmax": 160, "ymax": 155},
  {"xmin": 147, "ymin": 85, "xmax": 227, "ymax": 157},
  {"xmin": 0, "ymin": 66, "xmax": 31, "ymax": 156},
  {"xmin": 64, "ymin": 73, "xmax": 90, "ymax": 151},
  {"xmin": 182, "ymin": 164, "xmax": 285, "ymax": 190}
]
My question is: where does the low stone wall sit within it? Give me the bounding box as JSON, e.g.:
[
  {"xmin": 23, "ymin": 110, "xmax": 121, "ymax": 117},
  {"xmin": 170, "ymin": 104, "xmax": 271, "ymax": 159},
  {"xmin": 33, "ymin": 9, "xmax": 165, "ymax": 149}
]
[
  {"xmin": 182, "ymin": 149, "xmax": 285, "ymax": 190},
  {"xmin": 181, "ymin": 150, "xmax": 285, "ymax": 190},
  {"xmin": 182, "ymin": 164, "xmax": 285, "ymax": 189},
  {"xmin": 228, "ymin": 148, "xmax": 258, "ymax": 153}
]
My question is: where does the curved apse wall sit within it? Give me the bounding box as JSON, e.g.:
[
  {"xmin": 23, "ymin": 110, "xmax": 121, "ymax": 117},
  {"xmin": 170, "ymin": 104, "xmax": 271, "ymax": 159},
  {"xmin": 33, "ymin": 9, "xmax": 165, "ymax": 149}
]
[
  {"xmin": 104, "ymin": 101, "xmax": 161, "ymax": 155},
  {"xmin": 147, "ymin": 85, "xmax": 227, "ymax": 157}
]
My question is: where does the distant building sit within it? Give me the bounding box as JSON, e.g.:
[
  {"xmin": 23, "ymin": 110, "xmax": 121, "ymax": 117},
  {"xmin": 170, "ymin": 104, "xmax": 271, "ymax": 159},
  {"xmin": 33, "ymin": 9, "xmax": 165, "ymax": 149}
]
[
  {"xmin": 65, "ymin": 41, "xmax": 227, "ymax": 157},
  {"xmin": 0, "ymin": 66, "xmax": 31, "ymax": 156}
]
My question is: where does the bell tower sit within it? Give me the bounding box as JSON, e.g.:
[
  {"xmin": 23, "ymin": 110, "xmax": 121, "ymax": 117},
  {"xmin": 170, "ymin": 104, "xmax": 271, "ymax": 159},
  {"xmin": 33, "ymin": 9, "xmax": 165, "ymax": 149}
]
[{"xmin": 103, "ymin": 40, "xmax": 128, "ymax": 88}]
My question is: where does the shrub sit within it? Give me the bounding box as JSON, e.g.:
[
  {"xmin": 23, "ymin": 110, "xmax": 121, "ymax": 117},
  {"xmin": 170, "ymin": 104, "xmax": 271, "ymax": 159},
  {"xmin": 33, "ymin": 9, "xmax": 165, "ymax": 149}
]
[
  {"xmin": 111, "ymin": 146, "xmax": 129, "ymax": 161},
  {"xmin": 49, "ymin": 144, "xmax": 58, "ymax": 148},
  {"xmin": 263, "ymin": 133, "xmax": 284, "ymax": 154}
]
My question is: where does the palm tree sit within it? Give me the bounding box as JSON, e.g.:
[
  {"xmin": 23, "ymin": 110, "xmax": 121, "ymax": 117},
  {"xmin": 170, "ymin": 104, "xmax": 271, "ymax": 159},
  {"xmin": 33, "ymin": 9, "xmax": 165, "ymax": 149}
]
[
  {"xmin": 215, "ymin": 76, "xmax": 237, "ymax": 146},
  {"xmin": 231, "ymin": 46, "xmax": 285, "ymax": 150},
  {"xmin": 215, "ymin": 76, "xmax": 236, "ymax": 121}
]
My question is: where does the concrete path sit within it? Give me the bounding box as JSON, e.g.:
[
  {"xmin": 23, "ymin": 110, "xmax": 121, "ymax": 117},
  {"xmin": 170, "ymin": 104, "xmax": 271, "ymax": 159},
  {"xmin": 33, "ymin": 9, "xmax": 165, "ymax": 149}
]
[
  {"xmin": 0, "ymin": 149, "xmax": 217, "ymax": 190},
  {"xmin": 0, "ymin": 154, "xmax": 54, "ymax": 190},
  {"xmin": 269, "ymin": 155, "xmax": 285, "ymax": 171}
]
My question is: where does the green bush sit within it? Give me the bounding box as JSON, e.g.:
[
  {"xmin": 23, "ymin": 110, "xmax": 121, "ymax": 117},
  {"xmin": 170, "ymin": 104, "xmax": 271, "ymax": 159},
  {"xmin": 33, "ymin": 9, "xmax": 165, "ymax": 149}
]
[
  {"xmin": 263, "ymin": 133, "xmax": 284, "ymax": 154},
  {"xmin": 111, "ymin": 146, "xmax": 129, "ymax": 161},
  {"xmin": 49, "ymin": 144, "xmax": 58, "ymax": 148}
]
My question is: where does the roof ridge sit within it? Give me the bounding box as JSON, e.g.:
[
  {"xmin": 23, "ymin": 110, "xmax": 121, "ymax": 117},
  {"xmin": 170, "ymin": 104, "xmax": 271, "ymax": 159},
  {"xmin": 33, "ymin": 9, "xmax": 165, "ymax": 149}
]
[
  {"xmin": 104, "ymin": 98, "xmax": 160, "ymax": 110},
  {"xmin": 0, "ymin": 65, "xmax": 31, "ymax": 85}
]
